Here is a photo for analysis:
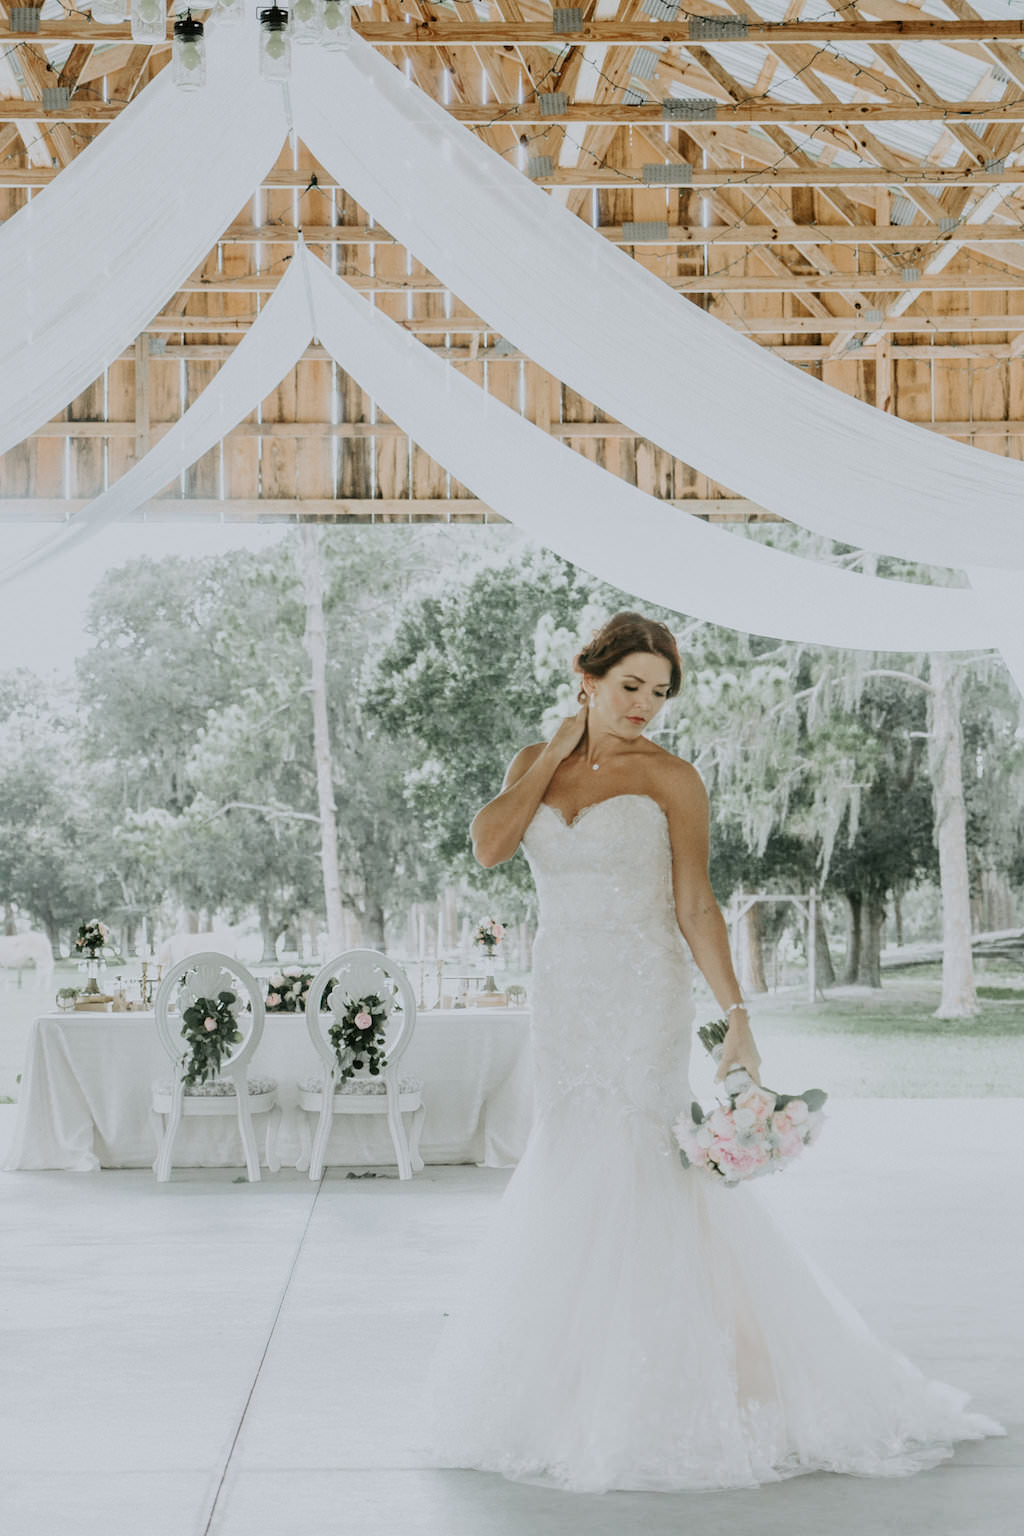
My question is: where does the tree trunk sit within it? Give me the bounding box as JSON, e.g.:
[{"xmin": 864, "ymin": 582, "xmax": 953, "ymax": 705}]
[
  {"xmin": 927, "ymin": 654, "xmax": 980, "ymax": 1018},
  {"xmin": 258, "ymin": 903, "xmax": 277, "ymax": 963},
  {"xmin": 972, "ymin": 866, "xmax": 1017, "ymax": 933},
  {"xmin": 365, "ymin": 899, "xmax": 386, "ymax": 950},
  {"xmin": 814, "ymin": 905, "xmax": 836, "ymax": 989},
  {"xmin": 300, "ymin": 525, "xmax": 346, "ymax": 951},
  {"xmin": 841, "ymin": 892, "xmax": 862, "ymax": 985},
  {"xmin": 893, "ymin": 888, "xmax": 904, "ymax": 947},
  {"xmin": 859, "ymin": 895, "xmax": 886, "ymax": 988},
  {"xmin": 4, "ymin": 903, "xmax": 16, "ymax": 936},
  {"xmin": 737, "ymin": 902, "xmax": 769, "ymax": 994}
]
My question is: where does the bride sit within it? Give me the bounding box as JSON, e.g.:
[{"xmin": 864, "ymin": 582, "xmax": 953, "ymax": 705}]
[{"xmin": 422, "ymin": 611, "xmax": 1005, "ymax": 1492}]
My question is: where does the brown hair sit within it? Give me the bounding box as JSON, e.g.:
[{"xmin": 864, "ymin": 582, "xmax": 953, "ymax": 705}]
[{"xmin": 572, "ymin": 611, "xmax": 683, "ymax": 704}]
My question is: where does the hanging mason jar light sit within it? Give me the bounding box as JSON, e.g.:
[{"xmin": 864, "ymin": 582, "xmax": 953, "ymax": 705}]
[
  {"xmin": 90, "ymin": 0, "xmax": 127, "ymax": 22},
  {"xmin": 172, "ymin": 10, "xmax": 207, "ymax": 91},
  {"xmin": 213, "ymin": 0, "xmax": 246, "ymax": 25},
  {"xmin": 258, "ymin": 6, "xmax": 292, "ymax": 79},
  {"xmin": 321, "ymin": 0, "xmax": 352, "ymax": 49},
  {"xmin": 130, "ymin": 0, "xmax": 165, "ymax": 43},
  {"xmin": 290, "ymin": 0, "xmax": 323, "ymax": 44}
]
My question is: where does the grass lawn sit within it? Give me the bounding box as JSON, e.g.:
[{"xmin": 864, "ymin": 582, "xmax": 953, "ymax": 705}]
[{"xmin": 691, "ymin": 963, "xmax": 1024, "ymax": 1099}]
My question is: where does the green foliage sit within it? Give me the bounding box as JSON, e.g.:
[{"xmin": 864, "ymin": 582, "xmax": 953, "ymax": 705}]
[
  {"xmin": 327, "ymin": 989, "xmax": 395, "ymax": 1081},
  {"xmin": 180, "ymin": 991, "xmax": 244, "ymax": 1088}
]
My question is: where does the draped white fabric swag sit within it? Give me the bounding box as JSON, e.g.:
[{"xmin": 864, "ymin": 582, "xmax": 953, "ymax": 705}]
[
  {"xmin": 1, "ymin": 42, "xmax": 1022, "ymax": 681},
  {"xmin": 1, "ymin": 248, "xmax": 1006, "ymax": 667},
  {"xmin": 293, "ymin": 38, "xmax": 1024, "ymax": 574},
  {"xmin": 0, "ymin": 27, "xmax": 289, "ymax": 458}
]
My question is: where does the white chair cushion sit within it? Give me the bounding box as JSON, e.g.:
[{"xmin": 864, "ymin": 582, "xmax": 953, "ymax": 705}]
[
  {"xmin": 154, "ymin": 1076, "xmax": 278, "ymax": 1098},
  {"xmin": 298, "ymin": 1073, "xmax": 422, "ymax": 1096}
]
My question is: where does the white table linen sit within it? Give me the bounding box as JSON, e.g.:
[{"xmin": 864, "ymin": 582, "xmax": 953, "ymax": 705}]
[{"xmin": 4, "ymin": 1009, "xmax": 533, "ymax": 1172}]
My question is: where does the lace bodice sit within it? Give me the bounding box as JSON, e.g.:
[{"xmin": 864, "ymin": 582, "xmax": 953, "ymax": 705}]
[
  {"xmin": 520, "ymin": 792, "xmax": 694, "ymax": 1132},
  {"xmin": 522, "ymin": 792, "xmax": 680, "ymax": 945}
]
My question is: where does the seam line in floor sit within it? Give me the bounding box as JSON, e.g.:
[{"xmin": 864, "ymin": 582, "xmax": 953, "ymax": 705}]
[{"xmin": 200, "ymin": 1174, "xmax": 325, "ymax": 1535}]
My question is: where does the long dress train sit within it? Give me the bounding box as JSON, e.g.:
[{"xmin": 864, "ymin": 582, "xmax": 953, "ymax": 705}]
[{"xmin": 422, "ymin": 793, "xmax": 1006, "ymax": 1492}]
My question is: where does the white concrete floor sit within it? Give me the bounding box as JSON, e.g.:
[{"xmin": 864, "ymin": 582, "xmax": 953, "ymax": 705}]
[{"xmin": 1, "ymin": 1099, "xmax": 1020, "ymax": 1536}]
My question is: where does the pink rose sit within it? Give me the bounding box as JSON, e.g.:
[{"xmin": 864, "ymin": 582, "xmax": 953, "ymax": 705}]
[
  {"xmin": 204, "ymin": 1017, "xmax": 217, "ymax": 1032},
  {"xmin": 354, "ymin": 1010, "xmax": 373, "ymax": 1030},
  {"xmin": 787, "ymin": 1099, "xmax": 810, "ymax": 1125},
  {"xmin": 737, "ymin": 1086, "xmax": 776, "ymax": 1123},
  {"xmin": 491, "ymin": 921, "xmax": 505, "ymax": 940},
  {"xmin": 709, "ymin": 1106, "xmax": 734, "ymax": 1137},
  {"xmin": 773, "ymin": 1109, "xmax": 793, "ymax": 1136},
  {"xmin": 267, "ymin": 993, "xmax": 281, "ymax": 1008},
  {"xmin": 777, "ymin": 1130, "xmax": 804, "ymax": 1160}
]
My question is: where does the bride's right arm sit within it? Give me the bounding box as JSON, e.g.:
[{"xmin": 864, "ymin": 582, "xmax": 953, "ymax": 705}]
[
  {"xmin": 472, "ymin": 709, "xmax": 588, "ymax": 866},
  {"xmin": 471, "ymin": 743, "xmax": 558, "ymax": 868}
]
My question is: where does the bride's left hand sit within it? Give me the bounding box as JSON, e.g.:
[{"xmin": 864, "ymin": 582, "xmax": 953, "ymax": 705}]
[{"xmin": 715, "ymin": 1029, "xmax": 762, "ymax": 1087}]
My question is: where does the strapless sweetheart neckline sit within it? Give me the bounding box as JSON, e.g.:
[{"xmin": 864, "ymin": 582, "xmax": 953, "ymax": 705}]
[{"xmin": 537, "ymin": 792, "xmax": 666, "ymax": 832}]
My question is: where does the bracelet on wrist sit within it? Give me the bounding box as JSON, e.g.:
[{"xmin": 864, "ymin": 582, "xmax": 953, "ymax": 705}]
[{"xmin": 725, "ymin": 1002, "xmax": 748, "ymax": 1021}]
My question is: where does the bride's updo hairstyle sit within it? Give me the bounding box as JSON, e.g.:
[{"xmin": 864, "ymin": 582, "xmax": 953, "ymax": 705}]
[{"xmin": 572, "ymin": 612, "xmax": 683, "ymax": 705}]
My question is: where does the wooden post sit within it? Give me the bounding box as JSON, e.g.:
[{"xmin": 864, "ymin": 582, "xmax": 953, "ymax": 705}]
[{"xmin": 134, "ymin": 335, "xmax": 150, "ymax": 463}]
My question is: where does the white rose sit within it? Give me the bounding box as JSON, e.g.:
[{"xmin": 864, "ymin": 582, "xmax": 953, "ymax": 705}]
[{"xmin": 732, "ymin": 1107, "xmax": 757, "ymax": 1133}]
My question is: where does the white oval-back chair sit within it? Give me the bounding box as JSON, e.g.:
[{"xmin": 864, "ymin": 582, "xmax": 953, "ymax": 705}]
[
  {"xmin": 151, "ymin": 952, "xmax": 279, "ymax": 1183},
  {"xmin": 299, "ymin": 949, "xmax": 424, "ymax": 1181}
]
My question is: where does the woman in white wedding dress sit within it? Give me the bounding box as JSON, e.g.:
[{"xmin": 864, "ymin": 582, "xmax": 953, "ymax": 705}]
[{"xmin": 422, "ymin": 611, "xmax": 1005, "ymax": 1493}]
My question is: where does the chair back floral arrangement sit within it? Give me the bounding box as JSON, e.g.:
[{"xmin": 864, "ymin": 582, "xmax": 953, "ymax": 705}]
[
  {"xmin": 326, "ymin": 985, "xmax": 402, "ymax": 1084},
  {"xmin": 674, "ymin": 1017, "xmax": 827, "ymax": 1186},
  {"xmin": 473, "ymin": 917, "xmax": 506, "ymax": 954},
  {"xmin": 75, "ymin": 919, "xmax": 110, "ymax": 959},
  {"xmin": 180, "ymin": 990, "xmax": 246, "ymax": 1088},
  {"xmin": 266, "ymin": 968, "xmax": 336, "ymax": 1012}
]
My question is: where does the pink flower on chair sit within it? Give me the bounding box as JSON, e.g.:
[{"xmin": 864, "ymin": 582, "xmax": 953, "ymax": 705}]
[
  {"xmin": 204, "ymin": 1017, "xmax": 218, "ymax": 1032},
  {"xmin": 354, "ymin": 1010, "xmax": 374, "ymax": 1030}
]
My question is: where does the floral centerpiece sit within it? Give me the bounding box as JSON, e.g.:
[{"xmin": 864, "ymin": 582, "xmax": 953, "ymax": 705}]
[
  {"xmin": 473, "ymin": 916, "xmax": 507, "ymax": 994},
  {"xmin": 327, "ymin": 987, "xmax": 401, "ymax": 1085},
  {"xmin": 75, "ymin": 919, "xmax": 110, "ymax": 959},
  {"xmin": 74, "ymin": 917, "xmax": 113, "ymax": 999},
  {"xmin": 180, "ymin": 989, "xmax": 245, "ymax": 1089},
  {"xmin": 265, "ymin": 968, "xmax": 336, "ymax": 1013},
  {"xmin": 673, "ymin": 1016, "xmax": 827, "ymax": 1186},
  {"xmin": 473, "ymin": 916, "xmax": 506, "ymax": 954}
]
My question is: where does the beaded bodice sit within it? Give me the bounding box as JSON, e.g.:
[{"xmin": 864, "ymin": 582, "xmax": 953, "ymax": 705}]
[{"xmin": 520, "ymin": 793, "xmax": 694, "ymax": 1134}]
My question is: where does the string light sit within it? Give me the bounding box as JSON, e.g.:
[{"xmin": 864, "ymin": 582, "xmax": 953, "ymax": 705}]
[
  {"xmin": 172, "ymin": 9, "xmax": 206, "ymax": 92},
  {"xmin": 258, "ymin": 5, "xmax": 292, "ymax": 80}
]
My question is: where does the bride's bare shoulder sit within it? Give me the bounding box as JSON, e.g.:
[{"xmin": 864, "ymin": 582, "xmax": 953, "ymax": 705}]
[
  {"xmin": 645, "ymin": 744, "xmax": 707, "ymax": 809},
  {"xmin": 504, "ymin": 741, "xmax": 548, "ymax": 790}
]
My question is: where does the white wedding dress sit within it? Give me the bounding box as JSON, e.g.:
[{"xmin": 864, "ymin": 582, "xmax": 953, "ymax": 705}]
[{"xmin": 422, "ymin": 793, "xmax": 1005, "ymax": 1492}]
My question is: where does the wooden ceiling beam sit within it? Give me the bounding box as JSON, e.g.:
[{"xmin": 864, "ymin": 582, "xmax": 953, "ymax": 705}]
[
  {"xmin": 8, "ymin": 164, "xmax": 1024, "ymax": 190},
  {"xmin": 166, "ymin": 268, "xmax": 1024, "ymax": 294},
  {"xmin": 182, "ymin": 220, "xmax": 1024, "ymax": 246},
  {"xmin": 4, "ymin": 18, "xmax": 1024, "ymax": 44},
  {"xmin": 11, "ymin": 98, "xmax": 1024, "ymax": 125}
]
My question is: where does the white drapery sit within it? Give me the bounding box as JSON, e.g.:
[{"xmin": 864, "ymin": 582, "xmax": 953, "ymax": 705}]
[
  {"xmin": 3, "ymin": 248, "xmax": 1003, "ymax": 666},
  {"xmin": 0, "ymin": 42, "xmax": 1021, "ymax": 682},
  {"xmin": 0, "ymin": 256, "xmax": 314, "ymax": 588},
  {"xmin": 293, "ymin": 38, "xmax": 1024, "ymax": 574},
  {"xmin": 0, "ymin": 27, "xmax": 288, "ymax": 458}
]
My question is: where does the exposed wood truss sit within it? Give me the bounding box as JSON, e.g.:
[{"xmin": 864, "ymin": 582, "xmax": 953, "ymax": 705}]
[{"xmin": 4, "ymin": 2, "xmax": 1024, "ymax": 521}]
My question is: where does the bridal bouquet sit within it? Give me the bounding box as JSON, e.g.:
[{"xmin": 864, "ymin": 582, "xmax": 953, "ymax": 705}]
[{"xmin": 673, "ymin": 1017, "xmax": 827, "ymax": 1186}]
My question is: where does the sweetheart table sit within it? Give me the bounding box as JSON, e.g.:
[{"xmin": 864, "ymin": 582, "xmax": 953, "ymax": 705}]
[{"xmin": 4, "ymin": 1008, "xmax": 533, "ymax": 1173}]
